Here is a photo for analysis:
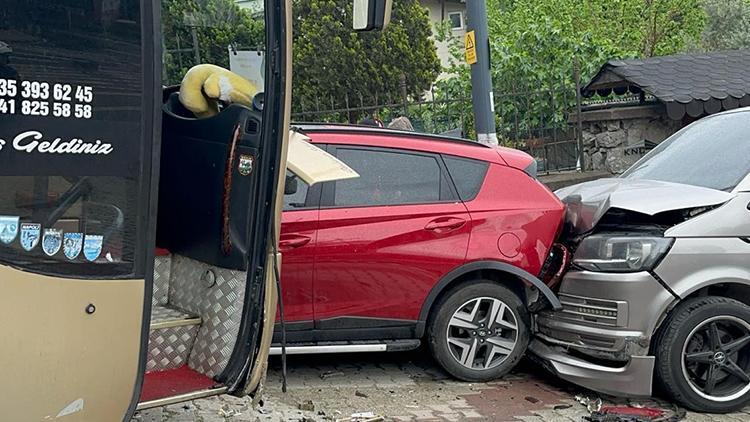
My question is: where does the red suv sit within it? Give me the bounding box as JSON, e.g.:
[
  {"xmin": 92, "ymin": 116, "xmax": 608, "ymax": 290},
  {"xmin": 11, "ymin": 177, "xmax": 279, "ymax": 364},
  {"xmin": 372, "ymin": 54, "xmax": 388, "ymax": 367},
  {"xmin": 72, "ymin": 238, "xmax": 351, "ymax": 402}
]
[{"xmin": 275, "ymin": 124, "xmax": 565, "ymax": 381}]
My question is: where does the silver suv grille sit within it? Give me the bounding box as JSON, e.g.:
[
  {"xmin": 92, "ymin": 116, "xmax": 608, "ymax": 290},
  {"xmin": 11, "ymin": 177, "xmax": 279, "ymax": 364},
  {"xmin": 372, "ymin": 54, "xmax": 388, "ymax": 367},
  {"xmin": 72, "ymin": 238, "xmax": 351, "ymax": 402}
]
[
  {"xmin": 536, "ymin": 325, "xmax": 619, "ymax": 350},
  {"xmin": 557, "ymin": 293, "xmax": 628, "ymax": 328}
]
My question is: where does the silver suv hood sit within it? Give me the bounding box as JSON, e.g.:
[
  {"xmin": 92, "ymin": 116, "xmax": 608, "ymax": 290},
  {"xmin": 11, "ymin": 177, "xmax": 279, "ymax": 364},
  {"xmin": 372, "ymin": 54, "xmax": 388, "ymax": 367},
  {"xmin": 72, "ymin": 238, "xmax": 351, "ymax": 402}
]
[{"xmin": 556, "ymin": 178, "xmax": 733, "ymax": 235}]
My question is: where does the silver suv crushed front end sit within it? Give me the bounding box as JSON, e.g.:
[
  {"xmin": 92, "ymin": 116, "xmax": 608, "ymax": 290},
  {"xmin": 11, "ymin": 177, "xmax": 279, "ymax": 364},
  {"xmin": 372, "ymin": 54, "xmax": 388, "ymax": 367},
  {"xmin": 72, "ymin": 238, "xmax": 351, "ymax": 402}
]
[
  {"xmin": 531, "ymin": 107, "xmax": 750, "ymax": 414},
  {"xmin": 532, "ymin": 270, "xmax": 673, "ymax": 397}
]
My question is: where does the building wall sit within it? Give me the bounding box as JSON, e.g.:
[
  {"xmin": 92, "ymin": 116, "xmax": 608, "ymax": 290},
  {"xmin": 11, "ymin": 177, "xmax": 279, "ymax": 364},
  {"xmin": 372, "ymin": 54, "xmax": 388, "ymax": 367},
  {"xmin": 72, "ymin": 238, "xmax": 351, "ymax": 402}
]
[
  {"xmin": 421, "ymin": 0, "xmax": 466, "ymax": 77},
  {"xmin": 579, "ymin": 105, "xmax": 683, "ymax": 174},
  {"xmin": 236, "ymin": 0, "xmax": 262, "ymax": 15}
]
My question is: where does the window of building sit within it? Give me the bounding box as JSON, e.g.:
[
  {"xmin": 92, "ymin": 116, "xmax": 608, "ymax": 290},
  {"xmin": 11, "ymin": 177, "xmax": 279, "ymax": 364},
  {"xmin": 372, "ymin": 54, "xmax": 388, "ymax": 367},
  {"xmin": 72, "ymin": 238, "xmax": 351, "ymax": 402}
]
[{"xmin": 447, "ymin": 12, "xmax": 464, "ymax": 30}]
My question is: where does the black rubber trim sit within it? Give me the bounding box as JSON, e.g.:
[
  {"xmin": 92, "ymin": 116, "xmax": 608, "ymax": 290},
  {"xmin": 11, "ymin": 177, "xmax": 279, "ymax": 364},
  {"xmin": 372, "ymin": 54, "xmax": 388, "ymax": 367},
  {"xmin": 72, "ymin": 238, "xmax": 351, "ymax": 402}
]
[
  {"xmin": 740, "ymin": 237, "xmax": 750, "ymax": 244},
  {"xmin": 273, "ymin": 321, "xmax": 314, "ymax": 331},
  {"xmin": 415, "ymin": 260, "xmax": 562, "ymax": 338},
  {"xmin": 123, "ymin": 1, "xmax": 162, "ymax": 420},
  {"xmin": 650, "ymin": 270, "xmax": 681, "ymax": 299},
  {"xmin": 220, "ymin": 0, "xmax": 289, "ymax": 392},
  {"xmin": 385, "ymin": 339, "xmax": 421, "ymax": 352},
  {"xmin": 316, "ymin": 316, "xmax": 418, "ymax": 330},
  {"xmin": 272, "ymin": 325, "xmax": 418, "ymax": 343}
]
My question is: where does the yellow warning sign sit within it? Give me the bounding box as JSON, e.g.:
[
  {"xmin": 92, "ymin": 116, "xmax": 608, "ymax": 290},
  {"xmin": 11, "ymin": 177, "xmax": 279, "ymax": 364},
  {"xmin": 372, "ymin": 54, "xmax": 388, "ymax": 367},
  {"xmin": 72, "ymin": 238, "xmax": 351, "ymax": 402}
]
[{"xmin": 465, "ymin": 30, "xmax": 477, "ymax": 65}]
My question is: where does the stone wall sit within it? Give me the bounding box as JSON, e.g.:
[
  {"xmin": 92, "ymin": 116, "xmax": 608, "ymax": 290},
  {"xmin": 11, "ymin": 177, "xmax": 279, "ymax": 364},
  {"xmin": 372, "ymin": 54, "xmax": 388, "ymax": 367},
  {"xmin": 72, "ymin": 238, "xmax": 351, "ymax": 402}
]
[{"xmin": 577, "ymin": 105, "xmax": 683, "ymax": 174}]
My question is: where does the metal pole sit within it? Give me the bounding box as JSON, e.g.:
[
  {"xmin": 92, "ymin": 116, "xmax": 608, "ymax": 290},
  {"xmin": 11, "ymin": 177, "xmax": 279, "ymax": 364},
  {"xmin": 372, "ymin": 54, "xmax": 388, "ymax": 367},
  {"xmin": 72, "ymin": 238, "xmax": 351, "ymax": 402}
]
[
  {"xmin": 466, "ymin": 0, "xmax": 498, "ymax": 145},
  {"xmin": 190, "ymin": 26, "xmax": 202, "ymax": 65},
  {"xmin": 574, "ymin": 59, "xmax": 585, "ymax": 171},
  {"xmin": 400, "ymin": 73, "xmax": 408, "ymax": 116}
]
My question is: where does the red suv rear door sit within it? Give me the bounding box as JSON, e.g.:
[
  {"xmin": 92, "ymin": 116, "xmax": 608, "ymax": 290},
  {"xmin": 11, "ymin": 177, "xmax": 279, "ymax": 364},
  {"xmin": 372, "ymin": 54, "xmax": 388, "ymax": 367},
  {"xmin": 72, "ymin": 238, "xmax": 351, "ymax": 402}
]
[
  {"xmin": 313, "ymin": 145, "xmax": 471, "ymax": 337},
  {"xmin": 279, "ymin": 170, "xmax": 321, "ymax": 325}
]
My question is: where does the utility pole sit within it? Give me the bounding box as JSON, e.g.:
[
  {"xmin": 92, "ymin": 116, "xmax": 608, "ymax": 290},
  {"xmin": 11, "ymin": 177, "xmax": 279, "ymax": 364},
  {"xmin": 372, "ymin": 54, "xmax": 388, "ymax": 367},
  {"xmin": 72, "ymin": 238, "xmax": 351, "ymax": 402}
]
[{"xmin": 465, "ymin": 0, "xmax": 498, "ymax": 146}]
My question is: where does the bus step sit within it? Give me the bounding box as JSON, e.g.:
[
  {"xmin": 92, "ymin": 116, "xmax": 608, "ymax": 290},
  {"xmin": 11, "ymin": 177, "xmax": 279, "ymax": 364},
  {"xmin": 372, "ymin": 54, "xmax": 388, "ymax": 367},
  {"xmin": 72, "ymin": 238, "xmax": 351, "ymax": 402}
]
[{"xmin": 147, "ymin": 305, "xmax": 202, "ymax": 373}]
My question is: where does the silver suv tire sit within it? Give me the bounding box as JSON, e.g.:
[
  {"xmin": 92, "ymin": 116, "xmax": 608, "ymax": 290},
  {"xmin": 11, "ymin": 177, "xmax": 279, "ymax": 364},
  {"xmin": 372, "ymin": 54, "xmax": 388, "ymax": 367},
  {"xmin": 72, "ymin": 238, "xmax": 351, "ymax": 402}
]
[{"xmin": 655, "ymin": 296, "xmax": 750, "ymax": 413}]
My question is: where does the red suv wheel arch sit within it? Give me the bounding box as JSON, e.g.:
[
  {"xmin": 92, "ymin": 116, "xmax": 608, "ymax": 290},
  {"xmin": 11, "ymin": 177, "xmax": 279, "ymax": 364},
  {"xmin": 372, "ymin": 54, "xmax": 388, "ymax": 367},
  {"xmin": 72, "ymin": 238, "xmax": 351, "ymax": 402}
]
[{"xmin": 415, "ymin": 260, "xmax": 562, "ymax": 338}]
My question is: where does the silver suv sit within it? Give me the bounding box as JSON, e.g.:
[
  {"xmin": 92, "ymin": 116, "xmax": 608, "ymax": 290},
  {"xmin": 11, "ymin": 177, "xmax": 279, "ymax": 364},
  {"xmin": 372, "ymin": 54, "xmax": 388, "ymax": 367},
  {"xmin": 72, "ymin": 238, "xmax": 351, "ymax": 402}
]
[{"xmin": 531, "ymin": 107, "xmax": 750, "ymax": 413}]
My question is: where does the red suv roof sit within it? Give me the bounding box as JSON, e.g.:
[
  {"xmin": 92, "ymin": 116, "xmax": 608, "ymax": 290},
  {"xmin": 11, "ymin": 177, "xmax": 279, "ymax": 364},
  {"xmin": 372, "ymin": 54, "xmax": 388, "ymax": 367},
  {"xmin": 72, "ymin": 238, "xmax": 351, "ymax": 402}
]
[{"xmin": 297, "ymin": 124, "xmax": 508, "ymax": 165}]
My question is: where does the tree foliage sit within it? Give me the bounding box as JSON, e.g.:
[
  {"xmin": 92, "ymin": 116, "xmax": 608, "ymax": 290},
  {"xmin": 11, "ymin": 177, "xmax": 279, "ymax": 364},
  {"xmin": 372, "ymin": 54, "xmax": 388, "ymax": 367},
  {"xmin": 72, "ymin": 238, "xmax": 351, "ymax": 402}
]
[
  {"xmin": 696, "ymin": 0, "xmax": 750, "ymax": 51},
  {"xmin": 162, "ymin": 0, "xmax": 264, "ymax": 85},
  {"xmin": 291, "ymin": 0, "xmax": 441, "ymax": 120},
  {"xmin": 433, "ymin": 0, "xmax": 706, "ymax": 144}
]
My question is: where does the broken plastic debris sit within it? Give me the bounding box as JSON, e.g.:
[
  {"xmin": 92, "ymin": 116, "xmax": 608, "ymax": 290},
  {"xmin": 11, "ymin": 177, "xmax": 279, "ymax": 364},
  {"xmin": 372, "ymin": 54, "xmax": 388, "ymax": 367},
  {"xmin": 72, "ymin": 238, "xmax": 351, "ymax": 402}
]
[
  {"xmin": 575, "ymin": 394, "xmax": 603, "ymax": 413},
  {"xmin": 340, "ymin": 412, "xmax": 384, "ymax": 422},
  {"xmin": 320, "ymin": 370, "xmax": 345, "ymax": 379},
  {"xmin": 298, "ymin": 400, "xmax": 315, "ymax": 412},
  {"xmin": 218, "ymin": 408, "xmax": 241, "ymax": 417}
]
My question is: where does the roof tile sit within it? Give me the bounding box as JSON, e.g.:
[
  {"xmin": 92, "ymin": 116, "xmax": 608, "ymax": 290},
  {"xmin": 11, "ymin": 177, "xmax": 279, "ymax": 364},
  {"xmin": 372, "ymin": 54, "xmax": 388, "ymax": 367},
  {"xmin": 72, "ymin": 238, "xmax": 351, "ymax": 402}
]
[{"xmin": 583, "ymin": 49, "xmax": 750, "ymax": 112}]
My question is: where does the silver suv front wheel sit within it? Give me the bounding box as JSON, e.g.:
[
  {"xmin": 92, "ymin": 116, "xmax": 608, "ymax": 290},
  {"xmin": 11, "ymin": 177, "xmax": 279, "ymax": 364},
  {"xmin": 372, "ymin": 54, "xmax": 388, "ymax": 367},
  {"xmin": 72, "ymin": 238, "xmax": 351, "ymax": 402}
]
[
  {"xmin": 655, "ymin": 297, "xmax": 750, "ymax": 413},
  {"xmin": 682, "ymin": 316, "xmax": 750, "ymax": 401}
]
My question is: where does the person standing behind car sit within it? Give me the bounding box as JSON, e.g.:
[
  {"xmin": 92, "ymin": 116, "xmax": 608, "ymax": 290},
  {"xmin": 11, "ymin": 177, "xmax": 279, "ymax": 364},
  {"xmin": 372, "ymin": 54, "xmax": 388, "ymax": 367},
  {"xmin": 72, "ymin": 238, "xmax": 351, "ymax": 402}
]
[
  {"xmin": 359, "ymin": 114, "xmax": 384, "ymax": 127},
  {"xmin": 388, "ymin": 116, "xmax": 414, "ymax": 131}
]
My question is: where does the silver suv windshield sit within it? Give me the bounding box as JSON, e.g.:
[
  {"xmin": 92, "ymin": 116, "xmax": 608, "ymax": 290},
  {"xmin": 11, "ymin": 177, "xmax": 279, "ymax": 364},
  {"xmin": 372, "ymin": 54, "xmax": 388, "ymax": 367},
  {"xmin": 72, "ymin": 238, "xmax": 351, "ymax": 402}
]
[{"xmin": 622, "ymin": 109, "xmax": 750, "ymax": 191}]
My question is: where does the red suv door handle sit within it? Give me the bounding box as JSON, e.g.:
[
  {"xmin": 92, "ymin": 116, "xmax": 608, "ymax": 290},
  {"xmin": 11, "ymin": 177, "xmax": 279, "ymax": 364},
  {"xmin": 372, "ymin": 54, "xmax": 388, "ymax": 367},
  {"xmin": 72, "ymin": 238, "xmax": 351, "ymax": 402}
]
[
  {"xmin": 279, "ymin": 234, "xmax": 312, "ymax": 249},
  {"xmin": 425, "ymin": 217, "xmax": 466, "ymax": 232}
]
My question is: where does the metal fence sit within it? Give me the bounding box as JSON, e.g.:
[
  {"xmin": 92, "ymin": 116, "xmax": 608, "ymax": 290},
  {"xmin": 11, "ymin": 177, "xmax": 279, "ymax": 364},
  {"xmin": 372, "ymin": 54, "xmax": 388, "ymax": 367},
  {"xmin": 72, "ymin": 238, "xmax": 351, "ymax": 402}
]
[{"xmin": 292, "ymin": 85, "xmax": 584, "ymax": 174}]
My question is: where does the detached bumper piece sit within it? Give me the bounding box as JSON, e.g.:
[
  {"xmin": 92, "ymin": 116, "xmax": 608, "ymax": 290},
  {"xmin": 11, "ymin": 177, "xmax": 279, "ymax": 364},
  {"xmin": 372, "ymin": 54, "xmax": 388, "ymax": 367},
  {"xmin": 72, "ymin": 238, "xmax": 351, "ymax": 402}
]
[{"xmin": 529, "ymin": 340, "xmax": 655, "ymax": 397}]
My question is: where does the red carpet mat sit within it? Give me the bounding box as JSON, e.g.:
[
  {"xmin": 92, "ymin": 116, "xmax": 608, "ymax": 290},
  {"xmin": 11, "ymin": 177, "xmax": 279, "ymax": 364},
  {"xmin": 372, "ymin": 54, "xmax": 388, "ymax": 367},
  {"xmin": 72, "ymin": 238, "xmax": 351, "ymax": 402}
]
[{"xmin": 140, "ymin": 366, "xmax": 217, "ymax": 403}]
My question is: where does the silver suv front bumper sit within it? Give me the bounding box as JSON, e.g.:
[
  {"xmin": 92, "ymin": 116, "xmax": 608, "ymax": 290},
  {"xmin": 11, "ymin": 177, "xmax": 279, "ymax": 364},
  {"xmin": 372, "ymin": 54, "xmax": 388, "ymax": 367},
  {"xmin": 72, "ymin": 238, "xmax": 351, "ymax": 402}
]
[
  {"xmin": 532, "ymin": 270, "xmax": 675, "ymax": 397},
  {"xmin": 529, "ymin": 340, "xmax": 655, "ymax": 397}
]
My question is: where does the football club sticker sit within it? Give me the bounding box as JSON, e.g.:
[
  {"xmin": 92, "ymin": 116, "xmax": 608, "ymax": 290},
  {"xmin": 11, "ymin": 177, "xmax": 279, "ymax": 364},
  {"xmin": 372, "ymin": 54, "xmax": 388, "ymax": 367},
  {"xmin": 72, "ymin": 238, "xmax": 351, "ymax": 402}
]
[
  {"xmin": 20, "ymin": 223, "xmax": 41, "ymax": 251},
  {"xmin": 0, "ymin": 216, "xmax": 19, "ymax": 245},
  {"xmin": 63, "ymin": 233, "xmax": 83, "ymax": 260},
  {"xmin": 83, "ymin": 235, "xmax": 103, "ymax": 262},
  {"xmin": 42, "ymin": 229, "xmax": 63, "ymax": 256}
]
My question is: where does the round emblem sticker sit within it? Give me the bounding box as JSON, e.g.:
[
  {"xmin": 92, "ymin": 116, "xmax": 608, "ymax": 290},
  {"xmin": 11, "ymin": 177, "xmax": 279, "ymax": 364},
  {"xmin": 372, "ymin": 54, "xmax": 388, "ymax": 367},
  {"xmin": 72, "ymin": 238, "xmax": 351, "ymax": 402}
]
[
  {"xmin": 64, "ymin": 233, "xmax": 83, "ymax": 260},
  {"xmin": 42, "ymin": 229, "xmax": 63, "ymax": 256},
  {"xmin": 20, "ymin": 223, "xmax": 41, "ymax": 251},
  {"xmin": 83, "ymin": 235, "xmax": 104, "ymax": 262},
  {"xmin": 0, "ymin": 216, "xmax": 20, "ymax": 245}
]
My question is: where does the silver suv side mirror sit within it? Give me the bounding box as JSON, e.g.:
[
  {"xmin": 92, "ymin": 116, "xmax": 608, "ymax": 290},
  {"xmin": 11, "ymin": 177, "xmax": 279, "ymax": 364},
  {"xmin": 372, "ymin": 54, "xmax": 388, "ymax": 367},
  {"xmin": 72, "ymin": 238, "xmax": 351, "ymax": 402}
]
[{"xmin": 353, "ymin": 0, "xmax": 392, "ymax": 31}]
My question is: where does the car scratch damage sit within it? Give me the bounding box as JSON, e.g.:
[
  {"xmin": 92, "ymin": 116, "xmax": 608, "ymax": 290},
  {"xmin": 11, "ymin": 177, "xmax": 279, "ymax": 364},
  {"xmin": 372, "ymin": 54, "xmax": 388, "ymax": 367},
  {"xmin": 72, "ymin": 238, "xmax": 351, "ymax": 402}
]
[{"xmin": 42, "ymin": 398, "xmax": 85, "ymax": 419}]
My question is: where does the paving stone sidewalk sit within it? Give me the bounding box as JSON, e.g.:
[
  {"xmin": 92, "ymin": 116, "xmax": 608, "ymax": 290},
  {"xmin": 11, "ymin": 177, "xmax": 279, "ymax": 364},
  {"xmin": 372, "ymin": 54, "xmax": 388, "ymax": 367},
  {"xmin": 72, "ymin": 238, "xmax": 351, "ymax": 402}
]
[{"xmin": 134, "ymin": 350, "xmax": 750, "ymax": 421}]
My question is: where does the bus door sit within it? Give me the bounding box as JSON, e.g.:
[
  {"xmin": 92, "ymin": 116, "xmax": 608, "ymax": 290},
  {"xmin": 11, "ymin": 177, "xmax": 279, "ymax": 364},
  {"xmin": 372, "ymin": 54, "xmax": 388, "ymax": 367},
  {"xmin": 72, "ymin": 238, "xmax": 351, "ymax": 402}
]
[{"xmin": 0, "ymin": 1, "xmax": 161, "ymax": 420}]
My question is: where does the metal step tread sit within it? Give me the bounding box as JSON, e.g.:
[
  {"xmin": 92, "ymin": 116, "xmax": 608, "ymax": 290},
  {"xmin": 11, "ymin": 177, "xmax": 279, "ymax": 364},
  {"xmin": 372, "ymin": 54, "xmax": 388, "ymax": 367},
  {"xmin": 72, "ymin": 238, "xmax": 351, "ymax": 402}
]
[
  {"xmin": 150, "ymin": 305, "xmax": 201, "ymax": 331},
  {"xmin": 269, "ymin": 339, "xmax": 421, "ymax": 355}
]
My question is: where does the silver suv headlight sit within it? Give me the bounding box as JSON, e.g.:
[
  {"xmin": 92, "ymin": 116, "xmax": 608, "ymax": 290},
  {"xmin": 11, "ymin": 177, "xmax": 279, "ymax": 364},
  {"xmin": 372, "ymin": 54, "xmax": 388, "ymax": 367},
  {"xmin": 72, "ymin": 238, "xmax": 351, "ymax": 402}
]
[{"xmin": 573, "ymin": 234, "xmax": 673, "ymax": 273}]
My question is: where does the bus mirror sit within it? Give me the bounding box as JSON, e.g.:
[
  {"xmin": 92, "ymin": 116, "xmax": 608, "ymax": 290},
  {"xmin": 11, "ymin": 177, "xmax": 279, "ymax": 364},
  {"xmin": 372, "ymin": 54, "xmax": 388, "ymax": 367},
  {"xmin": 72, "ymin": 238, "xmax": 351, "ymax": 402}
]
[{"xmin": 353, "ymin": 0, "xmax": 392, "ymax": 31}]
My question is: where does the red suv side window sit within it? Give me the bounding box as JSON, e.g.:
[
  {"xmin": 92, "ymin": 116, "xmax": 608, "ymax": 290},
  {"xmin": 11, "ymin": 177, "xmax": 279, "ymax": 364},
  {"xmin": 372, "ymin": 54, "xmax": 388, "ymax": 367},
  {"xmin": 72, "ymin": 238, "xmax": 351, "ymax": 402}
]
[
  {"xmin": 443, "ymin": 155, "xmax": 489, "ymax": 202},
  {"xmin": 329, "ymin": 147, "xmax": 456, "ymax": 207}
]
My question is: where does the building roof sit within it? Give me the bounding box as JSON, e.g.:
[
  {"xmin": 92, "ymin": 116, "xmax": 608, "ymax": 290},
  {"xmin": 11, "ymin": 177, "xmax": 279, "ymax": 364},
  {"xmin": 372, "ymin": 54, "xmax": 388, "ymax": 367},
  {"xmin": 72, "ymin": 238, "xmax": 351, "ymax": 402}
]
[{"xmin": 582, "ymin": 49, "xmax": 750, "ymax": 120}]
